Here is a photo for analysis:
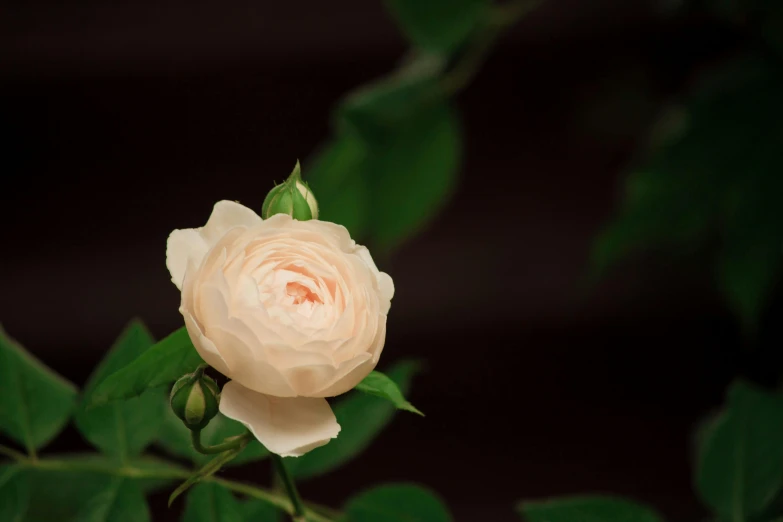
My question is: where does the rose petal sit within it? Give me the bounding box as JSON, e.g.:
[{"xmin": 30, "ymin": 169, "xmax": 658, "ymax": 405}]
[
  {"xmin": 219, "ymin": 381, "xmax": 340, "ymax": 457},
  {"xmin": 202, "ymin": 201, "xmax": 262, "ymax": 244},
  {"xmin": 309, "ymin": 352, "xmax": 374, "ymax": 398},
  {"xmin": 183, "ymin": 311, "xmax": 231, "ymax": 377},
  {"xmin": 166, "ymin": 229, "xmax": 209, "ymax": 289}
]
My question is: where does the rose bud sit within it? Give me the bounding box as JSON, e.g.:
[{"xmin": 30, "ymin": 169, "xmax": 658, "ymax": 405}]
[
  {"xmin": 170, "ymin": 371, "xmax": 220, "ymax": 431},
  {"xmin": 261, "ymin": 161, "xmax": 319, "ymax": 220}
]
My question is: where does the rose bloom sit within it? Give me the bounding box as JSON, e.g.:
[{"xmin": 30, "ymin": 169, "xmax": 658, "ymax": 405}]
[{"xmin": 166, "ymin": 201, "xmax": 393, "ymax": 456}]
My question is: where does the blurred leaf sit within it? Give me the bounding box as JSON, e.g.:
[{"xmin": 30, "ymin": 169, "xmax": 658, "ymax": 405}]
[
  {"xmin": 76, "ymin": 321, "xmax": 165, "ymax": 461},
  {"xmin": 697, "ymin": 380, "xmax": 783, "ymax": 519},
  {"xmin": 182, "ymin": 483, "xmax": 243, "ymax": 522},
  {"xmin": 338, "ymin": 58, "xmax": 443, "ymax": 142},
  {"xmin": 356, "ymin": 371, "xmax": 423, "ymax": 415},
  {"xmin": 366, "ymin": 102, "xmax": 462, "ymax": 251},
  {"xmin": 91, "ymin": 326, "xmax": 203, "ymax": 407},
  {"xmin": 518, "ymin": 496, "xmax": 664, "ymax": 522},
  {"xmin": 306, "ymin": 135, "xmax": 370, "ymax": 239},
  {"xmin": 157, "ymin": 409, "xmax": 268, "ymax": 467},
  {"xmin": 73, "ymin": 477, "xmax": 150, "ymax": 522},
  {"xmin": 0, "ymin": 465, "xmax": 29, "ymax": 522},
  {"xmin": 593, "ymin": 55, "xmax": 783, "ymax": 326},
  {"xmin": 383, "ymin": 0, "xmax": 489, "ymax": 53},
  {"xmin": 344, "ymin": 483, "xmax": 452, "ymax": 522},
  {"xmin": 0, "ymin": 325, "xmax": 77, "ymax": 452},
  {"xmin": 239, "ymin": 499, "xmax": 281, "ymax": 522},
  {"xmin": 24, "ymin": 455, "xmax": 179, "ymax": 522},
  {"xmin": 289, "ymin": 360, "xmax": 422, "ymax": 480}
]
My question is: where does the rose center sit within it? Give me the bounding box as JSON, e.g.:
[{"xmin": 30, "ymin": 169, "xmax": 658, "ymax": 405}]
[{"xmin": 285, "ymin": 281, "xmax": 322, "ymax": 306}]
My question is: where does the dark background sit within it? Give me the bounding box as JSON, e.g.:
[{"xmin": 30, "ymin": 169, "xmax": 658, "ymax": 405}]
[{"xmin": 0, "ymin": 1, "xmax": 753, "ymax": 520}]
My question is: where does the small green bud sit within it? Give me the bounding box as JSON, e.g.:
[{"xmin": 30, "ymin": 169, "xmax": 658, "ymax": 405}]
[
  {"xmin": 261, "ymin": 161, "xmax": 319, "ymax": 220},
  {"xmin": 170, "ymin": 371, "xmax": 220, "ymax": 431}
]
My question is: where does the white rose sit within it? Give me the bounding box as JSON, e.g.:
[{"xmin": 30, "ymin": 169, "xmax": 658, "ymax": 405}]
[{"xmin": 166, "ymin": 201, "xmax": 394, "ymax": 457}]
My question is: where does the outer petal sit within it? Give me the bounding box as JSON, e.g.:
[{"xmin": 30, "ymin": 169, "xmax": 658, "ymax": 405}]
[
  {"xmin": 202, "ymin": 201, "xmax": 262, "ymax": 244},
  {"xmin": 219, "ymin": 381, "xmax": 340, "ymax": 457},
  {"xmin": 166, "ymin": 229, "xmax": 209, "ymax": 289},
  {"xmin": 355, "ymin": 246, "xmax": 394, "ymax": 314}
]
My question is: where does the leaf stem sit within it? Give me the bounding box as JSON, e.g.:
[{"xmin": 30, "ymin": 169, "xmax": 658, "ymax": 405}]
[
  {"xmin": 190, "ymin": 430, "xmax": 253, "ymax": 454},
  {"xmin": 0, "ymin": 444, "xmax": 28, "ymax": 462},
  {"xmin": 272, "ymin": 454, "xmax": 307, "ymax": 521},
  {"xmin": 10, "ymin": 454, "xmax": 337, "ymax": 521},
  {"xmin": 440, "ymin": 0, "xmax": 543, "ymax": 96}
]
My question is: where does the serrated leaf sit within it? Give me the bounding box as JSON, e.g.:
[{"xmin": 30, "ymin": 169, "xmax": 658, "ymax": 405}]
[
  {"xmin": 289, "ymin": 360, "xmax": 422, "ymax": 480},
  {"xmin": 0, "ymin": 326, "xmax": 77, "ymax": 452},
  {"xmin": 383, "ymin": 0, "xmax": 488, "ymax": 54},
  {"xmin": 697, "ymin": 380, "xmax": 783, "ymax": 519},
  {"xmin": 90, "ymin": 326, "xmax": 203, "ymax": 407},
  {"xmin": 183, "ymin": 483, "xmax": 243, "ymax": 522},
  {"xmin": 355, "ymin": 371, "xmax": 423, "ymax": 415},
  {"xmin": 344, "ymin": 483, "xmax": 452, "ymax": 522},
  {"xmin": 157, "ymin": 408, "xmax": 268, "ymax": 467},
  {"xmin": 0, "ymin": 465, "xmax": 29, "ymax": 522},
  {"xmin": 76, "ymin": 321, "xmax": 165, "ymax": 460},
  {"xmin": 73, "ymin": 477, "xmax": 150, "ymax": 522},
  {"xmin": 519, "ymin": 495, "xmax": 664, "ymax": 522}
]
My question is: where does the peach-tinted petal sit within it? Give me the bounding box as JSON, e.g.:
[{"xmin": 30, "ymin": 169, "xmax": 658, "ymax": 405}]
[
  {"xmin": 208, "ymin": 325, "xmax": 297, "ymax": 398},
  {"xmin": 183, "ymin": 311, "xmax": 231, "ymax": 377},
  {"xmin": 166, "ymin": 229, "xmax": 209, "ymax": 289},
  {"xmin": 202, "ymin": 201, "xmax": 262, "ymax": 244},
  {"xmin": 219, "ymin": 381, "xmax": 340, "ymax": 457},
  {"xmin": 310, "ymin": 352, "xmax": 374, "ymax": 398}
]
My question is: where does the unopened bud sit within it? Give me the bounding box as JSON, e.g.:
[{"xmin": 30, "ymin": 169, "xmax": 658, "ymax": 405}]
[
  {"xmin": 261, "ymin": 161, "xmax": 319, "ymax": 220},
  {"xmin": 170, "ymin": 371, "xmax": 220, "ymax": 431}
]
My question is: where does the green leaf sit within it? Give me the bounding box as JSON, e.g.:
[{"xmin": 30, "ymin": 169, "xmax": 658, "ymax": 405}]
[
  {"xmin": 23, "ymin": 455, "xmax": 179, "ymax": 522},
  {"xmin": 289, "ymin": 360, "xmax": 422, "ymax": 480},
  {"xmin": 73, "ymin": 477, "xmax": 150, "ymax": 522},
  {"xmin": 344, "ymin": 483, "xmax": 452, "ymax": 522},
  {"xmin": 697, "ymin": 380, "xmax": 783, "ymax": 519},
  {"xmin": 365, "ymin": 102, "xmax": 461, "ymax": 251},
  {"xmin": 383, "ymin": 0, "xmax": 488, "ymax": 54},
  {"xmin": 518, "ymin": 496, "xmax": 664, "ymax": 522},
  {"xmin": 75, "ymin": 321, "xmax": 165, "ymax": 460},
  {"xmin": 157, "ymin": 408, "xmax": 268, "ymax": 467},
  {"xmin": 239, "ymin": 499, "xmax": 281, "ymax": 522},
  {"xmin": 356, "ymin": 371, "xmax": 423, "ymax": 415},
  {"xmin": 90, "ymin": 326, "xmax": 203, "ymax": 407},
  {"xmin": 305, "ymin": 135, "xmax": 370, "ymax": 240},
  {"xmin": 0, "ymin": 326, "xmax": 77, "ymax": 452},
  {"xmin": 0, "ymin": 465, "xmax": 29, "ymax": 522},
  {"xmin": 182, "ymin": 483, "xmax": 243, "ymax": 522}
]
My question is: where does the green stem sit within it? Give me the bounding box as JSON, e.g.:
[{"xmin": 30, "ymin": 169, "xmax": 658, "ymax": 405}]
[
  {"xmin": 9, "ymin": 453, "xmax": 336, "ymax": 520},
  {"xmin": 0, "ymin": 444, "xmax": 27, "ymax": 462},
  {"xmin": 190, "ymin": 430, "xmax": 252, "ymax": 455},
  {"xmin": 441, "ymin": 0, "xmax": 543, "ymax": 96},
  {"xmin": 272, "ymin": 454, "xmax": 306, "ymax": 521}
]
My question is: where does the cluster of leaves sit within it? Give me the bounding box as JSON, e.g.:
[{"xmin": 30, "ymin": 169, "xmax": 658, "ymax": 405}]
[
  {"xmin": 305, "ymin": 0, "xmax": 527, "ymax": 252},
  {"xmin": 0, "ymin": 322, "xmax": 449, "ymax": 521},
  {"xmin": 517, "ymin": 380, "xmax": 783, "ymax": 522},
  {"xmin": 593, "ymin": 0, "xmax": 783, "ymax": 328}
]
